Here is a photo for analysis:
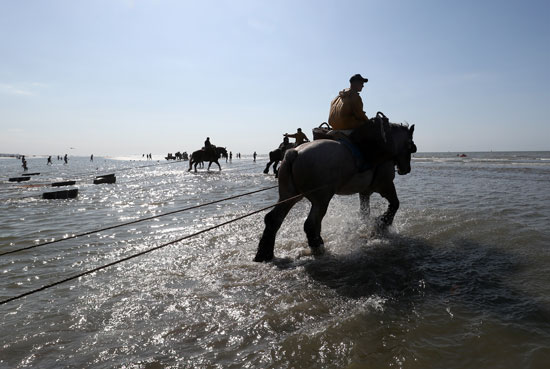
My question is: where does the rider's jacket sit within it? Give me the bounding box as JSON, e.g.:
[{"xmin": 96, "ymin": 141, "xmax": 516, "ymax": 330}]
[
  {"xmin": 286, "ymin": 131, "xmax": 309, "ymax": 145},
  {"xmin": 328, "ymin": 88, "xmax": 369, "ymax": 130}
]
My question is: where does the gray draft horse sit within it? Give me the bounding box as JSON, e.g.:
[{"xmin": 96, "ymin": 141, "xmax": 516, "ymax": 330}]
[
  {"xmin": 254, "ymin": 123, "xmax": 416, "ymax": 262},
  {"xmin": 188, "ymin": 147, "xmax": 228, "ymax": 172}
]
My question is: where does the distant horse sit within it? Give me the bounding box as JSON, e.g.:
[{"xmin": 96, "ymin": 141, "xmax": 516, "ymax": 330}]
[
  {"xmin": 188, "ymin": 146, "xmax": 228, "ymax": 172},
  {"xmin": 263, "ymin": 143, "xmax": 296, "ymax": 177},
  {"xmin": 254, "ymin": 123, "xmax": 416, "ymax": 262},
  {"xmin": 174, "ymin": 151, "xmax": 189, "ymax": 160}
]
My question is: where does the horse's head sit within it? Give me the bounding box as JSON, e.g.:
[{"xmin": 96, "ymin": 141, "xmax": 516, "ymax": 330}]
[
  {"xmin": 217, "ymin": 147, "xmax": 228, "ymax": 158},
  {"xmin": 392, "ymin": 124, "xmax": 416, "ymax": 175}
]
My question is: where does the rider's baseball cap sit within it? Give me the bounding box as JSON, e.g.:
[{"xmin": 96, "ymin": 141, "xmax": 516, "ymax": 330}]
[{"xmin": 350, "ymin": 74, "xmax": 368, "ymax": 83}]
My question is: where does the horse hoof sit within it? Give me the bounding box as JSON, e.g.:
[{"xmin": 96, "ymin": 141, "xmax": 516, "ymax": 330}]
[
  {"xmin": 254, "ymin": 251, "xmax": 274, "ymax": 262},
  {"xmin": 311, "ymin": 243, "xmax": 325, "ymax": 256},
  {"xmin": 298, "ymin": 243, "xmax": 325, "ymax": 258}
]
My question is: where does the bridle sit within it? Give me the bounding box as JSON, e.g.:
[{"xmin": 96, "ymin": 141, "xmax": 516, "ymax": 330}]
[
  {"xmin": 409, "ymin": 138, "xmax": 417, "ymax": 154},
  {"xmin": 393, "ymin": 128, "xmax": 416, "ymax": 174}
]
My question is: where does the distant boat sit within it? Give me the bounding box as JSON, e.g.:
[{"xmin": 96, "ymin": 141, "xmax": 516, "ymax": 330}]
[
  {"xmin": 93, "ymin": 174, "xmax": 116, "ymax": 184},
  {"xmin": 43, "ymin": 189, "xmax": 78, "ymax": 199},
  {"xmin": 9, "ymin": 177, "xmax": 31, "ymax": 182}
]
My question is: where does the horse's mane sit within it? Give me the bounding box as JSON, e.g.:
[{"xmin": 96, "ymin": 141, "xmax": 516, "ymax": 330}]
[{"xmin": 390, "ymin": 122, "xmax": 409, "ymax": 130}]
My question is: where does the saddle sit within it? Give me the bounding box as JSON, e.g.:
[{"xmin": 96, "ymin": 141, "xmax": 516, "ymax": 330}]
[
  {"xmin": 201, "ymin": 145, "xmax": 217, "ymax": 157},
  {"xmin": 312, "ymin": 112, "xmax": 395, "ymax": 171},
  {"xmin": 312, "ymin": 123, "xmax": 373, "ymax": 172}
]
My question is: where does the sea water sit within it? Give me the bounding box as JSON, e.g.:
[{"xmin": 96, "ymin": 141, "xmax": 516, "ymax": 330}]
[{"xmin": 0, "ymin": 152, "xmax": 549, "ymax": 368}]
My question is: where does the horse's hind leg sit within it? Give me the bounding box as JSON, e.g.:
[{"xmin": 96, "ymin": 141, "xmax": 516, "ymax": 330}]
[
  {"xmin": 304, "ymin": 195, "xmax": 331, "ymax": 254},
  {"xmin": 263, "ymin": 161, "xmax": 272, "ymax": 174},
  {"xmin": 255, "ymin": 197, "xmax": 301, "ymax": 262},
  {"xmin": 273, "ymin": 161, "xmax": 279, "ymax": 177},
  {"xmin": 359, "ymin": 192, "xmax": 371, "ymax": 221}
]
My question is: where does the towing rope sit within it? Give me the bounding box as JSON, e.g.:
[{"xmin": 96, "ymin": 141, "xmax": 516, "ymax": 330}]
[
  {"xmin": 0, "ymin": 191, "xmax": 303, "ymax": 306},
  {"xmin": 0, "ymin": 184, "xmax": 278, "ymax": 257}
]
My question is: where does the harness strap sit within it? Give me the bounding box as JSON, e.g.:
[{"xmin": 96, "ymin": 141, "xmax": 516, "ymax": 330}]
[{"xmin": 337, "ymin": 138, "xmax": 374, "ymax": 172}]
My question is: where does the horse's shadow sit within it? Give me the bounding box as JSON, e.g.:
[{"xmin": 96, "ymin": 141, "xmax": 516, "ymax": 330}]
[{"xmin": 290, "ymin": 234, "xmax": 550, "ymax": 328}]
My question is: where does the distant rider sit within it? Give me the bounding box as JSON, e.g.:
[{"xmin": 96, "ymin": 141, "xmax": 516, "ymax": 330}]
[
  {"xmin": 278, "ymin": 136, "xmax": 291, "ymax": 151},
  {"xmin": 284, "ymin": 128, "xmax": 310, "ymax": 146},
  {"xmin": 204, "ymin": 137, "xmax": 216, "ymax": 156}
]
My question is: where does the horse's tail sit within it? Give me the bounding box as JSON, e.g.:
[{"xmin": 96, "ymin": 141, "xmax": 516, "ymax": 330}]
[
  {"xmin": 188, "ymin": 153, "xmax": 195, "ymax": 171},
  {"xmin": 279, "ymin": 148, "xmax": 299, "ymax": 195},
  {"xmin": 283, "ymin": 148, "xmax": 298, "ymax": 165}
]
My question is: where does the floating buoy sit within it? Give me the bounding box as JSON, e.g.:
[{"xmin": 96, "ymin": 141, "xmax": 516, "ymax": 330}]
[
  {"xmin": 9, "ymin": 177, "xmax": 31, "ymax": 182},
  {"xmin": 93, "ymin": 174, "xmax": 116, "ymax": 184},
  {"xmin": 42, "ymin": 189, "xmax": 78, "ymax": 199},
  {"xmin": 51, "ymin": 180, "xmax": 77, "ymax": 187}
]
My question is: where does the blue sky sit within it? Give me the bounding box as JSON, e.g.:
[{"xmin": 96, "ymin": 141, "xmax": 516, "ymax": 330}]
[{"xmin": 1, "ymin": 0, "xmax": 549, "ymax": 156}]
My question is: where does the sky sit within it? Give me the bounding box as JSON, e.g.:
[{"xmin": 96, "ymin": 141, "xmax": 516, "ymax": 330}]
[{"xmin": 1, "ymin": 0, "xmax": 549, "ymax": 156}]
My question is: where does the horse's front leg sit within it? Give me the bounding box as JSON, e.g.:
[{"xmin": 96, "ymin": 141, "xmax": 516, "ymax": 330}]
[{"xmin": 378, "ymin": 183, "xmax": 399, "ymax": 228}]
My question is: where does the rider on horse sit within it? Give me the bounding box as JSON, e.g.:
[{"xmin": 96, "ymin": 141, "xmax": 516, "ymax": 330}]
[
  {"xmin": 203, "ymin": 137, "xmax": 216, "ymax": 156},
  {"xmin": 278, "ymin": 136, "xmax": 292, "ymax": 151},
  {"xmin": 328, "ymin": 74, "xmax": 395, "ymax": 163},
  {"xmin": 284, "ymin": 128, "xmax": 310, "ymax": 146}
]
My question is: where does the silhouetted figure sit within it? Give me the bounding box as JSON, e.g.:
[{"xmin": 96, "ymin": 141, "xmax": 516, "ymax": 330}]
[
  {"xmin": 229, "ymin": 151, "xmax": 233, "ymax": 162},
  {"xmin": 203, "ymin": 137, "xmax": 216, "ymax": 156},
  {"xmin": 279, "ymin": 136, "xmax": 291, "ymax": 150},
  {"xmin": 284, "ymin": 128, "xmax": 310, "ymax": 146},
  {"xmin": 64, "ymin": 154, "xmax": 68, "ymax": 164},
  {"xmin": 328, "ymin": 73, "xmax": 394, "ymax": 161},
  {"xmin": 90, "ymin": 154, "xmax": 93, "ymax": 162},
  {"xmin": 329, "ymin": 73, "xmax": 370, "ymax": 131},
  {"xmin": 22, "ymin": 156, "xmax": 28, "ymax": 171},
  {"xmin": 253, "ymin": 152, "xmax": 257, "ymax": 162},
  {"xmin": 47, "ymin": 156, "xmax": 52, "ymax": 165}
]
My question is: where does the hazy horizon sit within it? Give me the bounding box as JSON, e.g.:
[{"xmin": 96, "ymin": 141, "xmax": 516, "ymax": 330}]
[{"xmin": 1, "ymin": 1, "xmax": 549, "ymax": 156}]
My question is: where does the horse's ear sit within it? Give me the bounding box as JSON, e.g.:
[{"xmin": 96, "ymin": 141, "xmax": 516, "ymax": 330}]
[{"xmin": 410, "ymin": 124, "xmax": 415, "ymax": 135}]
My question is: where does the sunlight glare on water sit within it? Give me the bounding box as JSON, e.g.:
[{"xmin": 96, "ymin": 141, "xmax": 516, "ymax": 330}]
[{"xmin": 1, "ymin": 152, "xmax": 550, "ymax": 368}]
